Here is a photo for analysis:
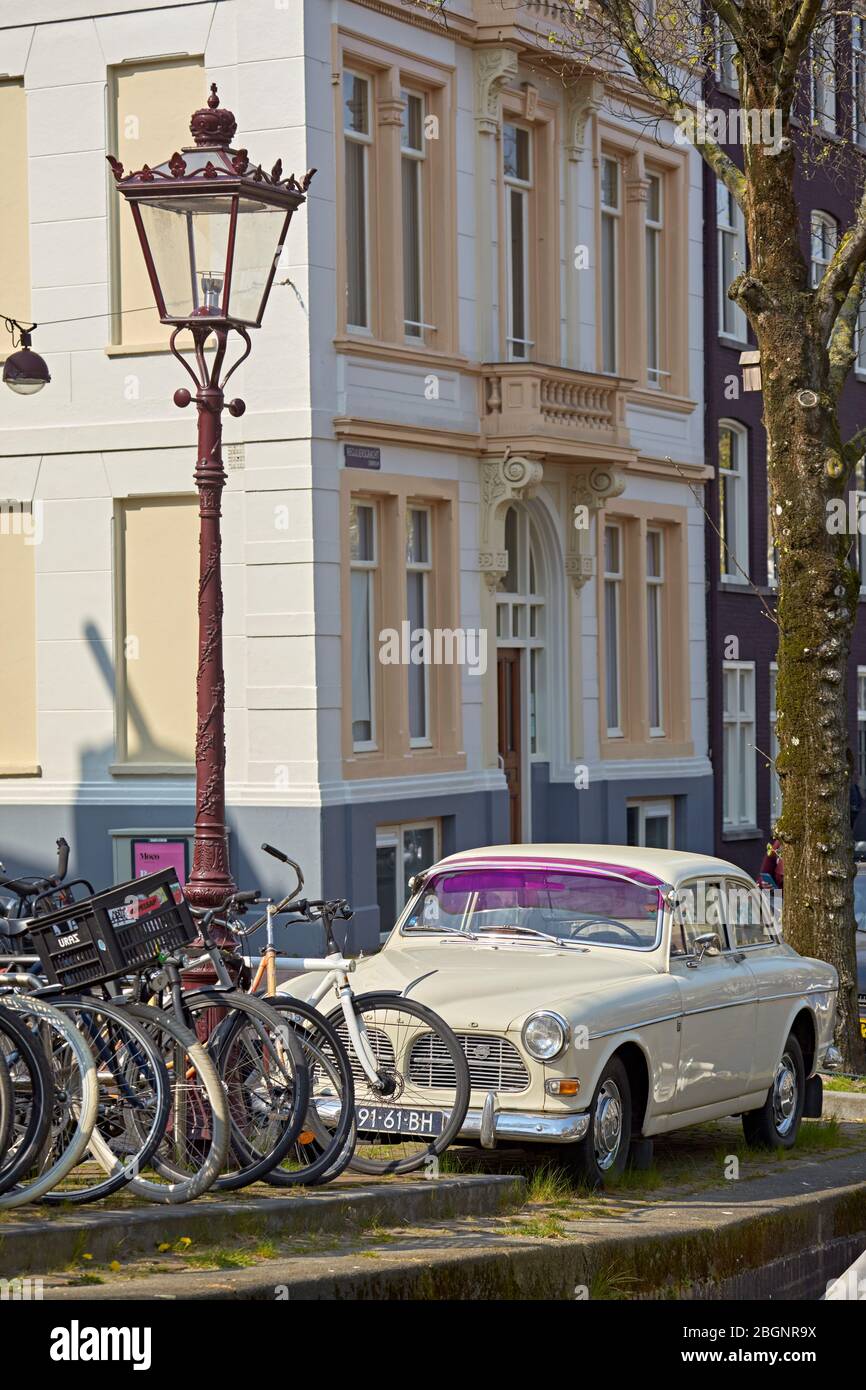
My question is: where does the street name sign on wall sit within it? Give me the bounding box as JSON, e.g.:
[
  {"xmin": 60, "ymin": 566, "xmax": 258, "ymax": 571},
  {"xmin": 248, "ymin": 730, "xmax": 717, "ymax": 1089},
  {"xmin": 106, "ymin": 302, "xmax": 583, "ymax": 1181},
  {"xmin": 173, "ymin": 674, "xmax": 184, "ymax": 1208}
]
[{"xmin": 344, "ymin": 444, "xmax": 381, "ymax": 469}]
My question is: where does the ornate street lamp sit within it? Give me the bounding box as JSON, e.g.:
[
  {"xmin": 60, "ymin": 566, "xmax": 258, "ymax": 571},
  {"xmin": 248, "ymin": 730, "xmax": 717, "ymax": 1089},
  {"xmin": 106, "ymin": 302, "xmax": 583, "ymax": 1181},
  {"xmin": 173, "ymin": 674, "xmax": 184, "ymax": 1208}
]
[{"xmin": 108, "ymin": 85, "xmax": 313, "ymax": 910}]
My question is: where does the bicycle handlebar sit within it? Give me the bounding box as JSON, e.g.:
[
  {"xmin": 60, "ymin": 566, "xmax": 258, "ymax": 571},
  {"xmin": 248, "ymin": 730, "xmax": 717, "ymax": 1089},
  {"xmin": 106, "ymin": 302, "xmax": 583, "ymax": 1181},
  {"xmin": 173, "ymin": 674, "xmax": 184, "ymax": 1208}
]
[
  {"xmin": 286, "ymin": 897, "xmax": 354, "ymax": 923},
  {"xmin": 0, "ymin": 835, "xmax": 71, "ymax": 899},
  {"xmin": 260, "ymin": 843, "xmax": 304, "ymax": 904},
  {"xmin": 194, "ymin": 889, "xmax": 262, "ymax": 937},
  {"xmin": 55, "ymin": 837, "xmax": 69, "ymax": 881}
]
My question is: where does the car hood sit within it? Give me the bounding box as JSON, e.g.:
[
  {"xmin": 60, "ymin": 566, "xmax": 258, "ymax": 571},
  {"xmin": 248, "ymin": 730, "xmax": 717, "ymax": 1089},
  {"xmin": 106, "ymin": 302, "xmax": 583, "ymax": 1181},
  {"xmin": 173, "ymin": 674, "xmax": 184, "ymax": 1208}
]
[{"xmin": 314, "ymin": 937, "xmax": 662, "ymax": 1031}]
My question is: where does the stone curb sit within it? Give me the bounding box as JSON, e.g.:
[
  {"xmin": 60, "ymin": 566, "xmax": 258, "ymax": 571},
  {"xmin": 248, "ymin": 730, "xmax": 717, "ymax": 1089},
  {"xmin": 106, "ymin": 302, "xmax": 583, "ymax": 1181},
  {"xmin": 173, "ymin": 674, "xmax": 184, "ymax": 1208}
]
[
  {"xmin": 39, "ymin": 1148, "xmax": 866, "ymax": 1302},
  {"xmin": 0, "ymin": 1174, "xmax": 523, "ymax": 1280},
  {"xmin": 821, "ymin": 1090, "xmax": 866, "ymax": 1122}
]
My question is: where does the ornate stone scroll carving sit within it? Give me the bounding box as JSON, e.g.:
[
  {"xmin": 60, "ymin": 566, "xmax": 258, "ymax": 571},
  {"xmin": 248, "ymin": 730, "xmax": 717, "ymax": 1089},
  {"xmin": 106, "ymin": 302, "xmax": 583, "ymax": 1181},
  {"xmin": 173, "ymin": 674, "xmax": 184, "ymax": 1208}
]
[
  {"xmin": 478, "ymin": 452, "xmax": 544, "ymax": 590},
  {"xmin": 475, "ymin": 46, "xmax": 520, "ymax": 134},
  {"xmin": 564, "ymin": 76, "xmax": 605, "ymax": 162},
  {"xmin": 567, "ymin": 465, "xmax": 626, "ymax": 590}
]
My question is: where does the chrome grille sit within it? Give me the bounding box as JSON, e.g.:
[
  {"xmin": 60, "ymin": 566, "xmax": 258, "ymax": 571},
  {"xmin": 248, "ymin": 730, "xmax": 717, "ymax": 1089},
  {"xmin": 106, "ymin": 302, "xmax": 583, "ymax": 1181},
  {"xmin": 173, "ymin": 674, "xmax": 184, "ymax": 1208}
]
[
  {"xmin": 409, "ymin": 1033, "xmax": 530, "ymax": 1093},
  {"xmin": 334, "ymin": 1021, "xmax": 395, "ymax": 1086}
]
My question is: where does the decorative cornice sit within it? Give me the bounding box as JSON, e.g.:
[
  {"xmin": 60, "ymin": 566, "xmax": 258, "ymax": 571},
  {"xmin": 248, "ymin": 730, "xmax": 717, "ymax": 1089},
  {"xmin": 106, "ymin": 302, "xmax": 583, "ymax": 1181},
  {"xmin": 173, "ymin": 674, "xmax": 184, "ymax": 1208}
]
[
  {"xmin": 475, "ymin": 46, "xmax": 520, "ymax": 134},
  {"xmin": 349, "ymin": 0, "xmax": 476, "ymax": 40}
]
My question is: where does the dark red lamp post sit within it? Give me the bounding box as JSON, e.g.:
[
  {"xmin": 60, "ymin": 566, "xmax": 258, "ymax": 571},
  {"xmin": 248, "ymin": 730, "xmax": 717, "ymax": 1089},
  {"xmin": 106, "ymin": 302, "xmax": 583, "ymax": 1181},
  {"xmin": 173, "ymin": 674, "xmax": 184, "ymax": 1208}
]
[{"xmin": 108, "ymin": 85, "xmax": 313, "ymax": 912}]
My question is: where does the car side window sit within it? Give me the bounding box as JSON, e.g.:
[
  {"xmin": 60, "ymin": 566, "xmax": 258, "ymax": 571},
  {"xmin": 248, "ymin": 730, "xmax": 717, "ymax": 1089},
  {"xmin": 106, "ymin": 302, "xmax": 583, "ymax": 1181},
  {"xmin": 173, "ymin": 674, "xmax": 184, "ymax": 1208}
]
[
  {"xmin": 727, "ymin": 878, "xmax": 778, "ymax": 948},
  {"xmin": 671, "ymin": 879, "xmax": 726, "ymax": 956}
]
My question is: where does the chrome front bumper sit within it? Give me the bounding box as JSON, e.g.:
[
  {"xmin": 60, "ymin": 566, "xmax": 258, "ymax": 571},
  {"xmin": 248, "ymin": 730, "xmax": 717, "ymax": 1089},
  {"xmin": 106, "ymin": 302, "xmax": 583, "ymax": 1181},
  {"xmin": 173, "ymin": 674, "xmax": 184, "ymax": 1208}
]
[{"xmin": 459, "ymin": 1092, "xmax": 591, "ymax": 1148}]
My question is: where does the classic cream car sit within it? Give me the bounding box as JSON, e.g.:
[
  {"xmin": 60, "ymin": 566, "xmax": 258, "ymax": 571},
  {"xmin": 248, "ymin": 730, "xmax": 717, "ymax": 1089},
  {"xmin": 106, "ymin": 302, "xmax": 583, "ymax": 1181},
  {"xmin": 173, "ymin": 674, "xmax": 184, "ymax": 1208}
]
[{"xmin": 348, "ymin": 845, "xmax": 841, "ymax": 1184}]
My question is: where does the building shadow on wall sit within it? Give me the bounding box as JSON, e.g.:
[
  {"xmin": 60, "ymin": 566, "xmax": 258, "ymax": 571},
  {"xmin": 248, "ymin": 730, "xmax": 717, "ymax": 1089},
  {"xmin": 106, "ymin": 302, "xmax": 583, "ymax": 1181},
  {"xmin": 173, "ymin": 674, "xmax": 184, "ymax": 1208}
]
[{"xmin": 68, "ymin": 620, "xmax": 194, "ymax": 891}]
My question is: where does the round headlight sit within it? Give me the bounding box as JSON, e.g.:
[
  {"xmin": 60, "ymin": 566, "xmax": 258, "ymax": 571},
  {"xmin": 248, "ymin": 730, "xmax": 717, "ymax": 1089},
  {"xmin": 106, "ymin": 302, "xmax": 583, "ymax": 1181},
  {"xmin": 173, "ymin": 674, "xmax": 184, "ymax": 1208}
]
[{"xmin": 521, "ymin": 1011, "xmax": 569, "ymax": 1061}]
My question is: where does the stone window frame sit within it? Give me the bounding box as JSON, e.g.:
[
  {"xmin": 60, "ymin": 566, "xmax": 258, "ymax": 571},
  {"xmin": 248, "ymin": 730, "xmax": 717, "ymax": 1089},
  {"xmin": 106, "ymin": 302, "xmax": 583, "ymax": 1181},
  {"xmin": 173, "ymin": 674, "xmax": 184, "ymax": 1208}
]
[
  {"xmin": 596, "ymin": 499, "xmax": 693, "ymax": 759},
  {"xmin": 333, "ymin": 27, "xmax": 458, "ymax": 358},
  {"xmin": 339, "ymin": 468, "xmax": 464, "ymax": 779},
  {"xmin": 106, "ymin": 56, "xmax": 206, "ymax": 355},
  {"xmin": 496, "ymin": 86, "xmax": 559, "ymax": 364},
  {"xmin": 110, "ymin": 494, "xmax": 198, "ymax": 776},
  {"xmin": 594, "ymin": 122, "xmax": 690, "ymax": 399}
]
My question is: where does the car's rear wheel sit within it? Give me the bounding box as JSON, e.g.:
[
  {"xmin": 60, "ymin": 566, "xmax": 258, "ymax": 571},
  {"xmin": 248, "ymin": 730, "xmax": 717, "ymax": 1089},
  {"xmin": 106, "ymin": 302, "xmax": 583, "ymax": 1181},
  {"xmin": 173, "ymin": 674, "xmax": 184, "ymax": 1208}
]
[
  {"xmin": 566, "ymin": 1056, "xmax": 632, "ymax": 1188},
  {"xmin": 741, "ymin": 1032, "xmax": 805, "ymax": 1150}
]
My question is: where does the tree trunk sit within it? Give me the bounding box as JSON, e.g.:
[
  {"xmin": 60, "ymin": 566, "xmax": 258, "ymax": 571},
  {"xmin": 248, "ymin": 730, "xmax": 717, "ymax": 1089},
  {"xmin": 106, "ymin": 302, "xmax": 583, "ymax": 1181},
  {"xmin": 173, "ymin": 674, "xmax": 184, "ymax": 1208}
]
[
  {"xmin": 742, "ymin": 125, "xmax": 866, "ymax": 1070},
  {"xmin": 767, "ymin": 370, "xmax": 865, "ymax": 1068}
]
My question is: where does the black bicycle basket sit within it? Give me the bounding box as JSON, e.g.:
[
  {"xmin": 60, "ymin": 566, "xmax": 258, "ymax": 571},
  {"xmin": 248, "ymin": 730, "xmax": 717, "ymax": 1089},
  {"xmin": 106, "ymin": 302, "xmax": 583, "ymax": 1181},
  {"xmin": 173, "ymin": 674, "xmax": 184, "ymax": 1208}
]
[{"xmin": 27, "ymin": 868, "xmax": 196, "ymax": 990}]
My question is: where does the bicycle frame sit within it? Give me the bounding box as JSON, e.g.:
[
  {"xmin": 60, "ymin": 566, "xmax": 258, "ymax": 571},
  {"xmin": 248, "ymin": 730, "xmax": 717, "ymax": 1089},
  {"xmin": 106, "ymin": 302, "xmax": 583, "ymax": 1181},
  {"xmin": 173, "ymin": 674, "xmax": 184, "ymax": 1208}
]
[{"xmin": 283, "ymin": 952, "xmax": 387, "ymax": 1089}]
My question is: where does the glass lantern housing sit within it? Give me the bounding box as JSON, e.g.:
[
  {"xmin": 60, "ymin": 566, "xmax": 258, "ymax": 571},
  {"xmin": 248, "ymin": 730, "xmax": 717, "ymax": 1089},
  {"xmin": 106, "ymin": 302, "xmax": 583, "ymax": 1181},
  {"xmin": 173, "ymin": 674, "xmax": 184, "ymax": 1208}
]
[{"xmin": 109, "ymin": 85, "xmax": 309, "ymax": 329}]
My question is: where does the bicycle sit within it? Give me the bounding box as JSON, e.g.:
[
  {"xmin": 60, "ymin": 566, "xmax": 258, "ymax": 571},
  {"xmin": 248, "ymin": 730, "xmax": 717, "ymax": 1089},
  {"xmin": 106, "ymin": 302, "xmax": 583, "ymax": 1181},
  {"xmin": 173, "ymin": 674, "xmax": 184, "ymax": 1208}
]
[
  {"xmin": 127, "ymin": 889, "xmax": 312, "ymax": 1195},
  {"xmin": 257, "ymin": 844, "xmax": 471, "ymax": 1176},
  {"xmin": 207, "ymin": 876, "xmax": 357, "ymax": 1187},
  {"xmin": 0, "ymin": 992, "xmax": 99, "ymax": 1209},
  {"xmin": 0, "ymin": 848, "xmax": 310, "ymax": 1204}
]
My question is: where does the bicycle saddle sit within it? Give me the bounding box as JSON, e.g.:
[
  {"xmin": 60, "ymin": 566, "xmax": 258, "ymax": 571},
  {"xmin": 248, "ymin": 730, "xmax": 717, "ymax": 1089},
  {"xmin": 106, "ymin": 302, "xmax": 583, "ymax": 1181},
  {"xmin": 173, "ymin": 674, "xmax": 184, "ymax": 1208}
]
[{"xmin": 0, "ymin": 917, "xmax": 32, "ymax": 940}]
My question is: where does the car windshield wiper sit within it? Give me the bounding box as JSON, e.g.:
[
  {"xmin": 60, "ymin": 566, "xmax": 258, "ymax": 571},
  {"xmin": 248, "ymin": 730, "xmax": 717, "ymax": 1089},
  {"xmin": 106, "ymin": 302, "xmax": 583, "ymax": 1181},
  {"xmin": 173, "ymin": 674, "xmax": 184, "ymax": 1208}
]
[
  {"xmin": 403, "ymin": 924, "xmax": 478, "ymax": 940},
  {"xmin": 474, "ymin": 924, "xmax": 582, "ymax": 948}
]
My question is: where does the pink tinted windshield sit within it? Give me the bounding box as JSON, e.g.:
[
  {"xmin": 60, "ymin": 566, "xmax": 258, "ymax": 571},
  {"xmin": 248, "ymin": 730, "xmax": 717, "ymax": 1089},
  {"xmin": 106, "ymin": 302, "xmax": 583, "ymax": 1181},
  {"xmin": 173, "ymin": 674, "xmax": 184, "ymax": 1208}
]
[{"xmin": 404, "ymin": 866, "xmax": 662, "ymax": 947}]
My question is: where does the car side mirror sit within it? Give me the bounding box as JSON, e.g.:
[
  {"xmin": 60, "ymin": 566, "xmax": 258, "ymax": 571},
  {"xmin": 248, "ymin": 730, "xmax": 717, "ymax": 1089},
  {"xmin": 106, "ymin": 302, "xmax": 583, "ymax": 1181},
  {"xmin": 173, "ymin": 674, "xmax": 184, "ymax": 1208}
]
[{"xmin": 687, "ymin": 931, "xmax": 722, "ymax": 967}]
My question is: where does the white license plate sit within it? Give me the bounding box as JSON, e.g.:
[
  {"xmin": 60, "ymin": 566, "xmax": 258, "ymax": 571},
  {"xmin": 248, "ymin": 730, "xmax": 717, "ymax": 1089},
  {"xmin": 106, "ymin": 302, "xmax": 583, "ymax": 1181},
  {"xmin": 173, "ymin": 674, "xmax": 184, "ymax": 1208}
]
[{"xmin": 355, "ymin": 1104, "xmax": 444, "ymax": 1137}]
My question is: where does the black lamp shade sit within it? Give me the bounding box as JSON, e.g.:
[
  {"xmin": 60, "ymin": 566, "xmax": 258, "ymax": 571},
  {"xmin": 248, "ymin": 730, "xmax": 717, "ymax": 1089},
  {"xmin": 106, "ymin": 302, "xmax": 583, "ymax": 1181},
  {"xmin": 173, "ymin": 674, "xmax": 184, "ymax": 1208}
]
[{"xmin": 3, "ymin": 346, "xmax": 51, "ymax": 395}]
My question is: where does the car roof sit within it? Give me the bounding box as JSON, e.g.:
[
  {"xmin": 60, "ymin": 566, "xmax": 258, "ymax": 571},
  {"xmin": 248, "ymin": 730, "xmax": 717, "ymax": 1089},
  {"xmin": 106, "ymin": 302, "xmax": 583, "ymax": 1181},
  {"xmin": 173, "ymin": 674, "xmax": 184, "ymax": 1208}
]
[{"xmin": 433, "ymin": 844, "xmax": 754, "ymax": 890}]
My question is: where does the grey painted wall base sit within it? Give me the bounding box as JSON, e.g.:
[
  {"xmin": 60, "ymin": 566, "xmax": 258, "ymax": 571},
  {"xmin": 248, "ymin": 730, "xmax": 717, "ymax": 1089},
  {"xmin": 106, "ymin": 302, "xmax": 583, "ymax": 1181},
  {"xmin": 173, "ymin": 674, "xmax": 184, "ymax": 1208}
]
[{"xmin": 530, "ymin": 764, "xmax": 715, "ymax": 853}]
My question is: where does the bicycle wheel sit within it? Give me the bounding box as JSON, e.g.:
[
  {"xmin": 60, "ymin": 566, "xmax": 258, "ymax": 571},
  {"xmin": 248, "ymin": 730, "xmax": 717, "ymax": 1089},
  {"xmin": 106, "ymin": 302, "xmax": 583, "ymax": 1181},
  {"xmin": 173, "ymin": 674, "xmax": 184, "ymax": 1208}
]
[
  {"xmin": 0, "ymin": 1003, "xmax": 54, "ymax": 1193},
  {"xmin": 255, "ymin": 995, "xmax": 356, "ymax": 1188},
  {"xmin": 0, "ymin": 994, "xmax": 99, "ymax": 1208},
  {"xmin": 0, "ymin": 1049, "xmax": 12, "ymax": 1165},
  {"xmin": 174, "ymin": 990, "xmax": 311, "ymax": 1192},
  {"xmin": 122, "ymin": 1002, "xmax": 230, "ymax": 1204},
  {"xmin": 328, "ymin": 993, "xmax": 470, "ymax": 1176},
  {"xmin": 42, "ymin": 996, "xmax": 171, "ymax": 1205}
]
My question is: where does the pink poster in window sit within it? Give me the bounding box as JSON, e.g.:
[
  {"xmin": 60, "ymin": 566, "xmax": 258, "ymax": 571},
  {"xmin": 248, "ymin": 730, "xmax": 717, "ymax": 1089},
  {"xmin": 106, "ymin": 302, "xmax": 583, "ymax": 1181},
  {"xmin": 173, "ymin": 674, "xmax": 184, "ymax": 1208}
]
[{"xmin": 132, "ymin": 839, "xmax": 188, "ymax": 885}]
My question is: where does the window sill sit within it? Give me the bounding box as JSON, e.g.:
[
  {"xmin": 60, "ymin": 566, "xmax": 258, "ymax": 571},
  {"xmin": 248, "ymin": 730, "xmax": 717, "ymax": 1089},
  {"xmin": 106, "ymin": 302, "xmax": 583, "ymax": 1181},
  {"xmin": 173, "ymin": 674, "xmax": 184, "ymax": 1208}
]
[
  {"xmin": 719, "ymin": 577, "xmax": 750, "ymax": 588},
  {"xmin": 718, "ymin": 334, "xmax": 751, "ymax": 352},
  {"xmin": 721, "ymin": 826, "xmax": 762, "ymax": 841},
  {"xmin": 109, "ymin": 763, "xmax": 195, "ymax": 777},
  {"xmin": 600, "ymin": 737, "xmax": 694, "ymax": 760},
  {"xmin": 0, "ymin": 765, "xmax": 41, "ymax": 778},
  {"xmin": 625, "ymin": 386, "xmax": 696, "ymax": 415},
  {"xmin": 342, "ymin": 749, "xmax": 467, "ymax": 780},
  {"xmin": 104, "ymin": 342, "xmax": 216, "ymax": 359},
  {"xmin": 334, "ymin": 334, "xmax": 468, "ymax": 372}
]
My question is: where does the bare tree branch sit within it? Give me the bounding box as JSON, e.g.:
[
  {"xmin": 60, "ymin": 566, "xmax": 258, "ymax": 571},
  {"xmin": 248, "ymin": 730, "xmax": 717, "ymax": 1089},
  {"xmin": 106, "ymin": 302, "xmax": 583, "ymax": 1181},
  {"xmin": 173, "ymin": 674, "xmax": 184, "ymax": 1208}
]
[
  {"xmin": 829, "ymin": 263, "xmax": 866, "ymax": 397},
  {"xmin": 815, "ymin": 186, "xmax": 866, "ymax": 345},
  {"xmin": 842, "ymin": 424, "xmax": 866, "ymax": 477},
  {"xmin": 776, "ymin": 0, "xmax": 825, "ymax": 102},
  {"xmin": 705, "ymin": 0, "xmax": 746, "ymax": 48},
  {"xmin": 600, "ymin": 0, "xmax": 747, "ymax": 201}
]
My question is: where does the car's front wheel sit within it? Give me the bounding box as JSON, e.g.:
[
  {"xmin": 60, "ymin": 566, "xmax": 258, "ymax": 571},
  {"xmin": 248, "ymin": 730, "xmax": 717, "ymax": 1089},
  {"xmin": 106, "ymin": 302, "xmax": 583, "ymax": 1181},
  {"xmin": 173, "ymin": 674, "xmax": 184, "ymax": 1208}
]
[
  {"xmin": 566, "ymin": 1056, "xmax": 632, "ymax": 1188},
  {"xmin": 741, "ymin": 1032, "xmax": 805, "ymax": 1150}
]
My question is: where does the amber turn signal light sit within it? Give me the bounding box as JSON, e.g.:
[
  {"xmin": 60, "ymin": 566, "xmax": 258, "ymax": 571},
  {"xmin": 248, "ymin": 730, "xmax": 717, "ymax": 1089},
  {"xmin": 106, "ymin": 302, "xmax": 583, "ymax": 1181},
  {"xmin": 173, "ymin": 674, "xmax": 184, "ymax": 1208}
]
[{"xmin": 544, "ymin": 1079, "xmax": 580, "ymax": 1096}]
